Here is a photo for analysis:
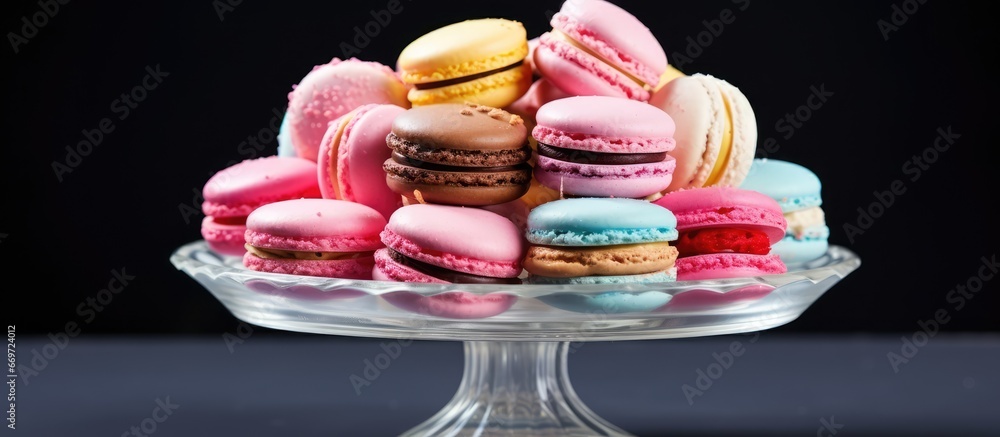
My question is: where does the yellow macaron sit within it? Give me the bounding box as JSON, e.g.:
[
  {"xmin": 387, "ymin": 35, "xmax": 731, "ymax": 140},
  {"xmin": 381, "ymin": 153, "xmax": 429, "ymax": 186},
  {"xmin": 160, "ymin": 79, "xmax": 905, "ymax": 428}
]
[{"xmin": 397, "ymin": 19, "xmax": 532, "ymax": 107}]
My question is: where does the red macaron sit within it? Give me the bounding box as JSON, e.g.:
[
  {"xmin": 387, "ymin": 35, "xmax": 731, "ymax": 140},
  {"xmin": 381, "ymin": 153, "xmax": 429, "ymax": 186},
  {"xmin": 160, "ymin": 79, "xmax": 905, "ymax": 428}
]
[{"xmin": 654, "ymin": 187, "xmax": 788, "ymax": 280}]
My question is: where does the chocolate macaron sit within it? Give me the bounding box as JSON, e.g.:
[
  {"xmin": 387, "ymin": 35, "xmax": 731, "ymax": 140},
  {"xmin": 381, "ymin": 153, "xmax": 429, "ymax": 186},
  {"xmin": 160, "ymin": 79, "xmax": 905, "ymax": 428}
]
[{"xmin": 384, "ymin": 103, "xmax": 532, "ymax": 206}]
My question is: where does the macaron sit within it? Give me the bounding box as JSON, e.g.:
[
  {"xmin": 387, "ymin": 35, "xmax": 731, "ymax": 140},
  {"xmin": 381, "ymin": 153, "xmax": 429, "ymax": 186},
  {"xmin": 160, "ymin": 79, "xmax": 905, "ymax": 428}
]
[
  {"xmin": 277, "ymin": 112, "xmax": 295, "ymax": 157},
  {"xmin": 654, "ymin": 65, "xmax": 687, "ymax": 92},
  {"xmin": 317, "ymin": 103, "xmax": 407, "ymax": 220},
  {"xmin": 505, "ymin": 78, "xmax": 571, "ymax": 123},
  {"xmin": 286, "ymin": 58, "xmax": 409, "ymax": 161},
  {"xmin": 650, "ymin": 73, "xmax": 757, "ymax": 193},
  {"xmin": 201, "ymin": 156, "xmax": 322, "ymax": 256},
  {"xmin": 524, "ymin": 198, "xmax": 679, "ymax": 313},
  {"xmin": 384, "ymin": 103, "xmax": 532, "ymax": 206},
  {"xmin": 533, "ymin": 0, "xmax": 667, "ymax": 101},
  {"xmin": 740, "ymin": 159, "xmax": 830, "ymax": 266},
  {"xmin": 374, "ymin": 204, "xmax": 524, "ymax": 318},
  {"xmin": 654, "ymin": 187, "xmax": 787, "ymax": 280},
  {"xmin": 397, "ymin": 19, "xmax": 532, "ymax": 108},
  {"xmin": 532, "ymin": 96, "xmax": 677, "ymax": 198},
  {"xmin": 242, "ymin": 199, "xmax": 386, "ymax": 279}
]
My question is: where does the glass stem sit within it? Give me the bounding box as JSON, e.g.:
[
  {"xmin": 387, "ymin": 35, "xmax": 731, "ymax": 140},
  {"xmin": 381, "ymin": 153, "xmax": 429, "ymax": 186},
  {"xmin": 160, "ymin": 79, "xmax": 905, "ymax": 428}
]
[{"xmin": 401, "ymin": 341, "xmax": 632, "ymax": 436}]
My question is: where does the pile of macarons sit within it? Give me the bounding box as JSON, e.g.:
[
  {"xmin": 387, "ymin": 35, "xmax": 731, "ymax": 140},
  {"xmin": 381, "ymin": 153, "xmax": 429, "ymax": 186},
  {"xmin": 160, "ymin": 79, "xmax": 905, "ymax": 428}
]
[{"xmin": 197, "ymin": 0, "xmax": 832, "ymax": 317}]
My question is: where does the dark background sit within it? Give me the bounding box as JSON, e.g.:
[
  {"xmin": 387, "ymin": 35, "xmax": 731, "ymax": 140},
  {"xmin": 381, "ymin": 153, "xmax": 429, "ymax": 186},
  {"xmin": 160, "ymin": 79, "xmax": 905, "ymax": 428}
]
[{"xmin": 4, "ymin": 0, "xmax": 998, "ymax": 335}]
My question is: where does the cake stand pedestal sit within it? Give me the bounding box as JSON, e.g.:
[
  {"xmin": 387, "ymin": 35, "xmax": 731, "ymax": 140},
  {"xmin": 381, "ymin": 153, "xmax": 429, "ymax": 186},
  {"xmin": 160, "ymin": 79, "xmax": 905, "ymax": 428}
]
[
  {"xmin": 402, "ymin": 341, "xmax": 624, "ymax": 436},
  {"xmin": 172, "ymin": 241, "xmax": 860, "ymax": 436}
]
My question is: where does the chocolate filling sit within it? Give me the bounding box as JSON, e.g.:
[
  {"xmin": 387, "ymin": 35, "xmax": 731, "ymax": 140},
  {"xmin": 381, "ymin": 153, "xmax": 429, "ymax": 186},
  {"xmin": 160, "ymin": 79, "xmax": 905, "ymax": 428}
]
[
  {"xmin": 413, "ymin": 61, "xmax": 524, "ymax": 90},
  {"xmin": 388, "ymin": 249, "xmax": 521, "ymax": 284},
  {"xmin": 537, "ymin": 143, "xmax": 668, "ymax": 165},
  {"xmin": 391, "ymin": 152, "xmax": 531, "ymax": 174}
]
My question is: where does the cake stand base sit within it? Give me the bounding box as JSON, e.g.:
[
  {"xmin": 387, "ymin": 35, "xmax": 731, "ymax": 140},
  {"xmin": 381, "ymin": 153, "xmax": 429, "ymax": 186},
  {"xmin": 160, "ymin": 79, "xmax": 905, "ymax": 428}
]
[{"xmin": 402, "ymin": 341, "xmax": 631, "ymax": 437}]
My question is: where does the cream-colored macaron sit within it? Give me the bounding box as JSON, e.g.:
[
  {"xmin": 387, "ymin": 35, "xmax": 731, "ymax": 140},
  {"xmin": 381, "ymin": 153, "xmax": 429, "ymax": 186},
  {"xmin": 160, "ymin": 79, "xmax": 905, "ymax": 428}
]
[{"xmin": 649, "ymin": 73, "xmax": 757, "ymax": 193}]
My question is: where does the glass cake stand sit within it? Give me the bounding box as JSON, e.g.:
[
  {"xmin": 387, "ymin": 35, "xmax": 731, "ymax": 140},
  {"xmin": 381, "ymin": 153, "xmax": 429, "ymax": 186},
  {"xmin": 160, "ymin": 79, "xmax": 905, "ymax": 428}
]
[{"xmin": 172, "ymin": 240, "xmax": 860, "ymax": 436}]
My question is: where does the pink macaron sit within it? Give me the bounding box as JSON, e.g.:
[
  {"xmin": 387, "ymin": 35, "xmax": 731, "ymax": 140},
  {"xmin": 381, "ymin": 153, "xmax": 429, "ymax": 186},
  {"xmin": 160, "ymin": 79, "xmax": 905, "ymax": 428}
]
[
  {"xmin": 375, "ymin": 204, "xmax": 524, "ymax": 318},
  {"xmin": 654, "ymin": 187, "xmax": 787, "ymax": 280},
  {"xmin": 317, "ymin": 103, "xmax": 407, "ymax": 220},
  {"xmin": 533, "ymin": 0, "xmax": 667, "ymax": 101},
  {"xmin": 532, "ymin": 96, "xmax": 676, "ymax": 198},
  {"xmin": 242, "ymin": 198, "xmax": 386, "ymax": 279},
  {"xmin": 286, "ymin": 58, "xmax": 409, "ymax": 161},
  {"xmin": 201, "ymin": 156, "xmax": 322, "ymax": 256},
  {"xmin": 505, "ymin": 78, "xmax": 571, "ymax": 122}
]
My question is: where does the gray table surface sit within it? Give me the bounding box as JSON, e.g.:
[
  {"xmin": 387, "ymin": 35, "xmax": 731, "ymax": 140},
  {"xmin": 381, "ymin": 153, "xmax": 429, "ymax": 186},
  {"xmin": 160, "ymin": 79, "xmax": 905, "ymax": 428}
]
[{"xmin": 7, "ymin": 333, "xmax": 999, "ymax": 436}]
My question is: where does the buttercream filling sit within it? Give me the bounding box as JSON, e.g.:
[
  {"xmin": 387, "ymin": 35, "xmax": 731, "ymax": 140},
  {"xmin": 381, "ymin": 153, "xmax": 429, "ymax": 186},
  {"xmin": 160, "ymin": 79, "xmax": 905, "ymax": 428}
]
[
  {"xmin": 391, "ymin": 151, "xmax": 531, "ymax": 173},
  {"xmin": 784, "ymin": 206, "xmax": 827, "ymax": 238},
  {"xmin": 537, "ymin": 143, "xmax": 667, "ymax": 165},
  {"xmin": 387, "ymin": 248, "xmax": 521, "ymax": 284},
  {"xmin": 548, "ymin": 29, "xmax": 648, "ymax": 89},
  {"xmin": 413, "ymin": 61, "xmax": 525, "ymax": 90},
  {"xmin": 245, "ymin": 245, "xmax": 375, "ymax": 261},
  {"xmin": 704, "ymin": 90, "xmax": 734, "ymax": 186}
]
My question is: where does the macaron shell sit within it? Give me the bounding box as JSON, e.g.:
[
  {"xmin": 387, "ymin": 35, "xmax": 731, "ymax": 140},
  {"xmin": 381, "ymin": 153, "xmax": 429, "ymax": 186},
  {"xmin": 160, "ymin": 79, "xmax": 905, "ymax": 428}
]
[
  {"xmin": 245, "ymin": 199, "xmax": 386, "ymax": 252},
  {"xmin": 534, "ymin": 155, "xmax": 675, "ymax": 198},
  {"xmin": 386, "ymin": 179, "xmax": 530, "ymax": 207},
  {"xmin": 550, "ymin": 0, "xmax": 666, "ymax": 87},
  {"xmin": 336, "ymin": 104, "xmax": 407, "ymax": 219},
  {"xmin": 525, "ymin": 37, "xmax": 540, "ymax": 73},
  {"xmin": 653, "ymin": 187, "xmax": 787, "ymax": 243},
  {"xmin": 397, "ymin": 19, "xmax": 529, "ymax": 84},
  {"xmin": 676, "ymin": 253, "xmax": 786, "ymax": 281},
  {"xmin": 200, "ymin": 217, "xmax": 247, "ymax": 256},
  {"xmin": 243, "ymin": 252, "xmax": 375, "ymax": 279},
  {"xmin": 406, "ymin": 62, "xmax": 532, "ymax": 108},
  {"xmin": 526, "ymin": 197, "xmax": 678, "ymax": 246},
  {"xmin": 202, "ymin": 156, "xmax": 322, "ymax": 218},
  {"xmin": 714, "ymin": 78, "xmax": 757, "ymax": 187},
  {"xmin": 373, "ymin": 248, "xmax": 448, "ymax": 284},
  {"xmin": 381, "ymin": 204, "xmax": 525, "ymax": 277},
  {"xmin": 534, "ymin": 35, "xmax": 649, "ymax": 101},
  {"xmin": 533, "ymin": 96, "xmax": 675, "ymax": 153},
  {"xmin": 649, "ymin": 75, "xmax": 725, "ymax": 192},
  {"xmin": 391, "ymin": 103, "xmax": 529, "ymax": 152},
  {"xmin": 524, "ymin": 243, "xmax": 678, "ymax": 278},
  {"xmin": 771, "ymin": 237, "xmax": 829, "ymax": 266},
  {"xmin": 277, "ymin": 112, "xmax": 295, "ymax": 157},
  {"xmin": 286, "ymin": 58, "xmax": 409, "ymax": 161},
  {"xmin": 740, "ymin": 159, "xmax": 823, "ymax": 212},
  {"xmin": 317, "ymin": 111, "xmax": 353, "ymax": 201},
  {"xmin": 505, "ymin": 78, "xmax": 572, "ymax": 122}
]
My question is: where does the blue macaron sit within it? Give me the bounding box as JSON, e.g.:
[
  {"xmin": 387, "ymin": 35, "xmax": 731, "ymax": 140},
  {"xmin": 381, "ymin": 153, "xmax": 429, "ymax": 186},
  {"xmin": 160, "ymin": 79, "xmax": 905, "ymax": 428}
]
[
  {"xmin": 740, "ymin": 159, "xmax": 829, "ymax": 265},
  {"xmin": 276, "ymin": 112, "xmax": 296, "ymax": 157},
  {"xmin": 524, "ymin": 198, "xmax": 679, "ymax": 313},
  {"xmin": 526, "ymin": 197, "xmax": 678, "ymax": 246}
]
